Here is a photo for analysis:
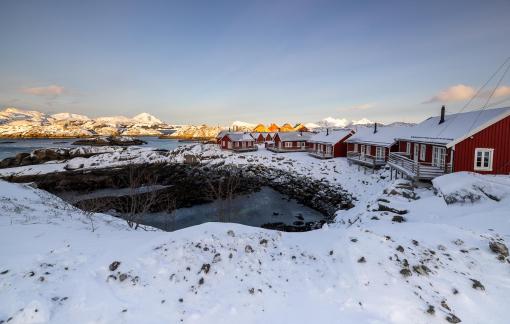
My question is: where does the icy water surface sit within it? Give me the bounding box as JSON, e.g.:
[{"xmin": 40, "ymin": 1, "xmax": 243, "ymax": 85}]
[
  {"xmin": 0, "ymin": 137, "xmax": 184, "ymax": 160},
  {"xmin": 118, "ymin": 187, "xmax": 326, "ymax": 231}
]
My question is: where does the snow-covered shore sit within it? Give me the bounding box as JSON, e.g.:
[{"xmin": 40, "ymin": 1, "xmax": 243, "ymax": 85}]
[{"xmin": 1, "ymin": 144, "xmax": 509, "ymax": 323}]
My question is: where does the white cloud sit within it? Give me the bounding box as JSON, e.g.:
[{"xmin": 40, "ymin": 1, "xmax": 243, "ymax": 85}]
[
  {"xmin": 425, "ymin": 84, "xmax": 510, "ymax": 104},
  {"xmin": 493, "ymin": 85, "xmax": 510, "ymax": 98},
  {"xmin": 352, "ymin": 103, "xmax": 376, "ymax": 110},
  {"xmin": 22, "ymin": 85, "xmax": 65, "ymax": 97},
  {"xmin": 425, "ymin": 84, "xmax": 476, "ymax": 103}
]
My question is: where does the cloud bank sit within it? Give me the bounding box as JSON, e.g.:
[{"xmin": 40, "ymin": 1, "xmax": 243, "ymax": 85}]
[
  {"xmin": 425, "ymin": 84, "xmax": 510, "ymax": 103},
  {"xmin": 22, "ymin": 85, "xmax": 65, "ymax": 97}
]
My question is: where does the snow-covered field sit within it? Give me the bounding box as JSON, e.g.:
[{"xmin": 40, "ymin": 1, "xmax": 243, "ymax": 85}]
[{"xmin": 1, "ymin": 144, "xmax": 509, "ymax": 323}]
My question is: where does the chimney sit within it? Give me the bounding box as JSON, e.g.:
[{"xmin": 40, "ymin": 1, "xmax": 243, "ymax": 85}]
[
  {"xmin": 373, "ymin": 122, "xmax": 378, "ymax": 134},
  {"xmin": 326, "ymin": 128, "xmax": 329, "ymax": 136},
  {"xmin": 228, "ymin": 127, "xmax": 231, "ymax": 132},
  {"xmin": 439, "ymin": 105, "xmax": 446, "ymax": 124}
]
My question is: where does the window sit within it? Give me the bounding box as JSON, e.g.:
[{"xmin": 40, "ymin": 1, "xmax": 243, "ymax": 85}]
[
  {"xmin": 366, "ymin": 145, "xmax": 371, "ymax": 156},
  {"xmin": 301, "ymin": 142, "xmax": 306, "ymax": 148},
  {"xmin": 474, "ymin": 148, "xmax": 493, "ymax": 171},
  {"xmin": 432, "ymin": 146, "xmax": 446, "ymax": 168},
  {"xmin": 354, "ymin": 143, "xmax": 358, "ymax": 152},
  {"xmin": 360, "ymin": 145, "xmax": 365, "ymax": 155},
  {"xmin": 285, "ymin": 142, "xmax": 292, "ymax": 148},
  {"xmin": 420, "ymin": 144, "xmax": 426, "ymax": 161},
  {"xmin": 406, "ymin": 142, "xmax": 411, "ymax": 155},
  {"xmin": 376, "ymin": 147, "xmax": 385, "ymax": 159}
]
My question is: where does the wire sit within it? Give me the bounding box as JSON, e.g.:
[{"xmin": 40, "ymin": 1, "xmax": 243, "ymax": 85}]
[
  {"xmin": 436, "ymin": 56, "xmax": 510, "ymax": 137},
  {"xmin": 466, "ymin": 60, "xmax": 510, "ymax": 133}
]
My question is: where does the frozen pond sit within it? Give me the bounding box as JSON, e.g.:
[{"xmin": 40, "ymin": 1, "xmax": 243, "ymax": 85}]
[
  {"xmin": 114, "ymin": 187, "xmax": 326, "ymax": 232},
  {"xmin": 0, "ymin": 137, "xmax": 184, "ymax": 160}
]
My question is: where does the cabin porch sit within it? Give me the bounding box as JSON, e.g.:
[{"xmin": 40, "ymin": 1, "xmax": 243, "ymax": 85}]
[
  {"xmin": 387, "ymin": 152, "xmax": 451, "ymax": 180},
  {"xmin": 346, "ymin": 151, "xmax": 386, "ymax": 168}
]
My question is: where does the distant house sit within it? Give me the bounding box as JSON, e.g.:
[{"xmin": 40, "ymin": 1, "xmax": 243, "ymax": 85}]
[
  {"xmin": 219, "ymin": 132, "xmax": 257, "ymax": 152},
  {"xmin": 388, "ymin": 106, "xmax": 510, "ymax": 180},
  {"xmin": 250, "ymin": 132, "xmax": 266, "ymax": 143},
  {"xmin": 307, "ymin": 129, "xmax": 354, "ymax": 159},
  {"xmin": 216, "ymin": 130, "xmax": 229, "ymax": 144},
  {"xmin": 346, "ymin": 124, "xmax": 410, "ymax": 168},
  {"xmin": 267, "ymin": 132, "xmax": 312, "ymax": 153}
]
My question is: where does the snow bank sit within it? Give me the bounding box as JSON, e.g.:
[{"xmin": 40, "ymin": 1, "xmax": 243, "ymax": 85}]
[{"xmin": 433, "ymin": 172, "xmax": 510, "ymax": 204}]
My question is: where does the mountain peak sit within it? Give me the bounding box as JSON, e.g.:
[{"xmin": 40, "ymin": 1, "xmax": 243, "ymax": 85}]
[{"xmin": 133, "ymin": 113, "xmax": 163, "ymax": 124}]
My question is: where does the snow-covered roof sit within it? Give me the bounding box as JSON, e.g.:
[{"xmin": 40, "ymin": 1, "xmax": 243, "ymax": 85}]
[
  {"xmin": 346, "ymin": 126, "xmax": 411, "ymax": 147},
  {"xmin": 308, "ymin": 129, "xmax": 353, "ymax": 144},
  {"xmin": 275, "ymin": 132, "xmax": 312, "ymax": 142},
  {"xmin": 397, "ymin": 107, "xmax": 510, "ymax": 147},
  {"xmin": 225, "ymin": 132, "xmax": 255, "ymax": 142},
  {"xmin": 216, "ymin": 130, "xmax": 229, "ymax": 139}
]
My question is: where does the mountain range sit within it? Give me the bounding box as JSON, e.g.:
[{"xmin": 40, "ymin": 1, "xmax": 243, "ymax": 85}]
[
  {"xmin": 0, "ymin": 107, "xmax": 414, "ymax": 138},
  {"xmin": 0, "ymin": 107, "xmax": 168, "ymax": 138}
]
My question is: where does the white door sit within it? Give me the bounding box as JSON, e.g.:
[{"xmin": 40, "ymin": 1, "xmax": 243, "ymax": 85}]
[
  {"xmin": 432, "ymin": 146, "xmax": 446, "ymax": 168},
  {"xmin": 361, "ymin": 145, "xmax": 365, "ymax": 156},
  {"xmin": 413, "ymin": 144, "xmax": 419, "ymax": 162},
  {"xmin": 227, "ymin": 141, "xmax": 232, "ymax": 149}
]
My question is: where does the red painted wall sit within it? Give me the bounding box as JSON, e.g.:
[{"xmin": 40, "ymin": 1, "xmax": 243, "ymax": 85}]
[{"xmin": 453, "ymin": 115, "xmax": 510, "ymax": 174}]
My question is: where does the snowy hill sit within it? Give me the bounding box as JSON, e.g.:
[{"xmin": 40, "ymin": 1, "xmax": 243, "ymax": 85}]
[
  {"xmin": 0, "ymin": 145, "xmax": 509, "ymax": 323},
  {"xmin": 51, "ymin": 112, "xmax": 90, "ymax": 121}
]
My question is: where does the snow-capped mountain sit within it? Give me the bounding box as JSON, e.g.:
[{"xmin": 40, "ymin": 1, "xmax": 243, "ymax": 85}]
[
  {"xmin": 231, "ymin": 121, "xmax": 256, "ymax": 132},
  {"xmin": 133, "ymin": 113, "xmax": 163, "ymax": 125},
  {"xmin": 0, "ymin": 107, "xmax": 53, "ymax": 125},
  {"xmin": 0, "ymin": 107, "xmax": 170, "ymax": 138},
  {"xmin": 51, "ymin": 113, "xmax": 90, "ymax": 121}
]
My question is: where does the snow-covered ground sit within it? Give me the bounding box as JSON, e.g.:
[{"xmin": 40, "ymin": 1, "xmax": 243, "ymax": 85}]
[{"xmin": 1, "ymin": 144, "xmax": 509, "ymax": 323}]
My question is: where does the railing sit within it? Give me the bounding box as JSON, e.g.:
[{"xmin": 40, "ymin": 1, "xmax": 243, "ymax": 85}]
[
  {"xmin": 388, "ymin": 152, "xmax": 451, "ymax": 179},
  {"xmin": 232, "ymin": 145, "xmax": 258, "ymax": 152},
  {"xmin": 308, "ymin": 149, "xmax": 334, "ymax": 159},
  {"xmin": 267, "ymin": 145, "xmax": 307, "ymax": 153},
  {"xmin": 347, "ymin": 151, "xmax": 386, "ymax": 167}
]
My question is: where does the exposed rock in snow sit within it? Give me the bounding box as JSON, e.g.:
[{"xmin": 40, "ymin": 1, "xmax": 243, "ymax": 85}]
[{"xmin": 433, "ymin": 172, "xmax": 510, "ymax": 204}]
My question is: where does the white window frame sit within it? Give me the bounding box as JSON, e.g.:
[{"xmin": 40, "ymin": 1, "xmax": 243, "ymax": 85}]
[
  {"xmin": 284, "ymin": 142, "xmax": 292, "ymax": 148},
  {"xmin": 432, "ymin": 146, "xmax": 446, "ymax": 168},
  {"xmin": 300, "ymin": 141, "xmax": 306, "ymax": 148},
  {"xmin": 420, "ymin": 144, "xmax": 426, "ymax": 161},
  {"xmin": 474, "ymin": 148, "xmax": 494, "ymax": 171},
  {"xmin": 376, "ymin": 146, "xmax": 385, "ymax": 159},
  {"xmin": 366, "ymin": 145, "xmax": 371, "ymax": 156},
  {"xmin": 360, "ymin": 145, "xmax": 366, "ymax": 156},
  {"xmin": 406, "ymin": 142, "xmax": 411, "ymax": 155},
  {"xmin": 354, "ymin": 143, "xmax": 358, "ymax": 152}
]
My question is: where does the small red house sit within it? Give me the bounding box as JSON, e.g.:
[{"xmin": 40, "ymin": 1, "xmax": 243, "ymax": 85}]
[
  {"xmin": 307, "ymin": 129, "xmax": 354, "ymax": 159},
  {"xmin": 389, "ymin": 106, "xmax": 510, "ymax": 180},
  {"xmin": 267, "ymin": 132, "xmax": 312, "ymax": 153},
  {"xmin": 219, "ymin": 132, "xmax": 257, "ymax": 152},
  {"xmin": 346, "ymin": 124, "xmax": 411, "ymax": 168},
  {"xmin": 250, "ymin": 132, "xmax": 266, "ymax": 144}
]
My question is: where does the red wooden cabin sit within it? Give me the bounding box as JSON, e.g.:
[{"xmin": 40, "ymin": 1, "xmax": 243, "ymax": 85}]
[
  {"xmin": 219, "ymin": 132, "xmax": 257, "ymax": 152},
  {"xmin": 307, "ymin": 129, "xmax": 354, "ymax": 159},
  {"xmin": 267, "ymin": 132, "xmax": 312, "ymax": 152},
  {"xmin": 389, "ymin": 106, "xmax": 510, "ymax": 180}
]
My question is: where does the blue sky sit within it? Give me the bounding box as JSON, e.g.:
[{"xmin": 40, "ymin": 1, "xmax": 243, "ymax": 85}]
[{"xmin": 1, "ymin": 0, "xmax": 509, "ymax": 125}]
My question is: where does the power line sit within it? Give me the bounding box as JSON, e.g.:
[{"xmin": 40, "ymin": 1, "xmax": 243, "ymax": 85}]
[{"xmin": 436, "ymin": 56, "xmax": 510, "ymax": 137}]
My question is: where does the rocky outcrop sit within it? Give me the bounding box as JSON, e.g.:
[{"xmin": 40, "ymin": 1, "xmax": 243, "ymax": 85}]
[
  {"xmin": 0, "ymin": 147, "xmax": 118, "ymax": 169},
  {"xmin": 71, "ymin": 136, "xmax": 147, "ymax": 146},
  {"xmin": 4, "ymin": 162, "xmax": 353, "ymax": 220}
]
